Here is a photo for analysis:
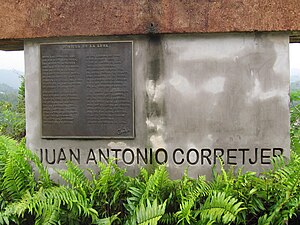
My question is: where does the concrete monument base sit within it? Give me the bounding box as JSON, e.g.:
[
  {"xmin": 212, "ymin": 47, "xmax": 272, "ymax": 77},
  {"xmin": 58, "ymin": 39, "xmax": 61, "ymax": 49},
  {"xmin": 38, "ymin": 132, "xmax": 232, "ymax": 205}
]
[{"xmin": 25, "ymin": 32, "xmax": 290, "ymax": 179}]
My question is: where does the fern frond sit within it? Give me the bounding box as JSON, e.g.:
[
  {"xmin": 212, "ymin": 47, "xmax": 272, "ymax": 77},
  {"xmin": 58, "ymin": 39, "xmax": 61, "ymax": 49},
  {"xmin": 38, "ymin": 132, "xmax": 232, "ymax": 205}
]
[
  {"xmin": 93, "ymin": 213, "xmax": 120, "ymax": 225},
  {"xmin": 260, "ymin": 154, "xmax": 300, "ymax": 224},
  {"xmin": 0, "ymin": 211, "xmax": 10, "ymax": 225},
  {"xmin": 93, "ymin": 160, "xmax": 126, "ymax": 196},
  {"xmin": 174, "ymin": 175, "xmax": 211, "ymax": 224},
  {"xmin": 270, "ymin": 155, "xmax": 287, "ymax": 172},
  {"xmin": 140, "ymin": 167, "xmax": 149, "ymax": 182},
  {"xmin": 57, "ymin": 161, "xmax": 90, "ymax": 195},
  {"xmin": 199, "ymin": 191, "xmax": 246, "ymax": 224},
  {"xmin": 257, "ymin": 214, "xmax": 271, "ymax": 225},
  {"xmin": 4, "ymin": 186, "xmax": 98, "ymax": 223},
  {"xmin": 175, "ymin": 199, "xmax": 194, "ymax": 224},
  {"xmin": 159, "ymin": 212, "xmax": 177, "ymax": 224},
  {"xmin": 89, "ymin": 160, "xmax": 129, "ymax": 220},
  {"xmin": 22, "ymin": 147, "xmax": 52, "ymax": 189},
  {"xmin": 187, "ymin": 176, "xmax": 211, "ymax": 201},
  {"xmin": 126, "ymin": 165, "xmax": 170, "ymax": 210},
  {"xmin": 0, "ymin": 136, "xmax": 52, "ymax": 190},
  {"xmin": 125, "ymin": 166, "xmax": 172, "ymax": 225},
  {"xmin": 128, "ymin": 185, "xmax": 146, "ymax": 204},
  {"xmin": 96, "ymin": 161, "xmax": 114, "ymax": 194},
  {"xmin": 141, "ymin": 165, "xmax": 170, "ymax": 203},
  {"xmin": 0, "ymin": 136, "xmax": 20, "ymax": 176},
  {"xmin": 1, "ymin": 139, "xmax": 36, "ymax": 201},
  {"xmin": 34, "ymin": 202, "xmax": 61, "ymax": 225},
  {"xmin": 136, "ymin": 199, "xmax": 166, "ymax": 225}
]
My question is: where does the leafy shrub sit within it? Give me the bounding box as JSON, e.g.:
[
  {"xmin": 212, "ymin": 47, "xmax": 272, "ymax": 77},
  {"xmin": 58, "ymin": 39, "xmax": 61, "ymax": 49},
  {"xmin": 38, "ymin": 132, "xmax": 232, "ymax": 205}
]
[
  {"xmin": 0, "ymin": 78, "xmax": 25, "ymax": 141},
  {"xmin": 0, "ymin": 102, "xmax": 25, "ymax": 141},
  {"xmin": 290, "ymin": 91, "xmax": 300, "ymax": 154}
]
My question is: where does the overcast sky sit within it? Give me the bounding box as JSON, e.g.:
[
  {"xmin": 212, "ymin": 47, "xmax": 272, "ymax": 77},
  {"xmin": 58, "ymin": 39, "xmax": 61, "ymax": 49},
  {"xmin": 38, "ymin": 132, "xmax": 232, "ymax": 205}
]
[
  {"xmin": 0, "ymin": 50, "xmax": 24, "ymax": 72},
  {"xmin": 0, "ymin": 43, "xmax": 299, "ymax": 74},
  {"xmin": 290, "ymin": 43, "xmax": 300, "ymax": 71}
]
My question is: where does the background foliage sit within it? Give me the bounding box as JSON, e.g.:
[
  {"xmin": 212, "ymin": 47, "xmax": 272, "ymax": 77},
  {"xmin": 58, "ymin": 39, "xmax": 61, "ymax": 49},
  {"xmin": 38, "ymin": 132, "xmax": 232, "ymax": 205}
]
[
  {"xmin": 0, "ymin": 78, "xmax": 25, "ymax": 140},
  {"xmin": 290, "ymin": 90, "xmax": 300, "ymax": 155}
]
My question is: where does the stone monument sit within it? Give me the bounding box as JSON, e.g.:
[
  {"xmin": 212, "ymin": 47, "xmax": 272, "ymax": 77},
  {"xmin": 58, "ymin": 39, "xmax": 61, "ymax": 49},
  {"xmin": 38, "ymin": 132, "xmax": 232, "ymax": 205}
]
[
  {"xmin": 24, "ymin": 33, "xmax": 290, "ymax": 178},
  {"xmin": 0, "ymin": 0, "xmax": 299, "ymax": 178}
]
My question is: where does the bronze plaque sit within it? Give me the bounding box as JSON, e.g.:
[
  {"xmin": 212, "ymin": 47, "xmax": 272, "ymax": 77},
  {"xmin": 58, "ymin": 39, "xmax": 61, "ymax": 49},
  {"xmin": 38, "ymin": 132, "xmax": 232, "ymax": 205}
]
[{"xmin": 41, "ymin": 42, "xmax": 133, "ymax": 138}]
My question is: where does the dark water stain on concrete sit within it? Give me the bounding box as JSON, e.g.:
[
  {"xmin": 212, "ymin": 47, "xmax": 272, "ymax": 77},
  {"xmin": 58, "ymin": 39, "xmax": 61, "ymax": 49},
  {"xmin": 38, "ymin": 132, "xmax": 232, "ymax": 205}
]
[{"xmin": 144, "ymin": 33, "xmax": 167, "ymax": 145}]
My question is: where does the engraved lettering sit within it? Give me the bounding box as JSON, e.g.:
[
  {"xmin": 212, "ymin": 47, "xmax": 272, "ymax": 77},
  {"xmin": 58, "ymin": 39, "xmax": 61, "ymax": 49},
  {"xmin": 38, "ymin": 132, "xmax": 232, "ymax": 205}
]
[
  {"xmin": 137, "ymin": 148, "xmax": 148, "ymax": 164},
  {"xmin": 155, "ymin": 148, "xmax": 168, "ymax": 164},
  {"xmin": 173, "ymin": 148, "xmax": 184, "ymax": 165},
  {"xmin": 213, "ymin": 148, "xmax": 224, "ymax": 164},
  {"xmin": 86, "ymin": 149, "xmax": 97, "ymax": 164},
  {"xmin": 273, "ymin": 148, "xmax": 284, "ymax": 157},
  {"xmin": 70, "ymin": 148, "xmax": 80, "ymax": 164},
  {"xmin": 238, "ymin": 148, "xmax": 250, "ymax": 164},
  {"xmin": 99, "ymin": 149, "xmax": 109, "ymax": 163},
  {"xmin": 45, "ymin": 149, "xmax": 56, "ymax": 164},
  {"xmin": 201, "ymin": 149, "xmax": 212, "ymax": 165},
  {"xmin": 261, "ymin": 148, "xmax": 271, "ymax": 164},
  {"xmin": 187, "ymin": 148, "xmax": 199, "ymax": 165},
  {"xmin": 57, "ymin": 148, "xmax": 67, "ymax": 164},
  {"xmin": 249, "ymin": 148, "xmax": 258, "ymax": 164},
  {"xmin": 39, "ymin": 147, "xmax": 285, "ymax": 166},
  {"xmin": 227, "ymin": 149, "xmax": 237, "ymax": 165},
  {"xmin": 122, "ymin": 148, "xmax": 134, "ymax": 165}
]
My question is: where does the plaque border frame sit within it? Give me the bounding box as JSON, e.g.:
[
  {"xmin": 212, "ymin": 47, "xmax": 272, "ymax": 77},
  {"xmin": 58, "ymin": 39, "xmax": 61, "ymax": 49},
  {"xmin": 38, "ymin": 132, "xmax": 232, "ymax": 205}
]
[{"xmin": 40, "ymin": 41, "xmax": 135, "ymax": 139}]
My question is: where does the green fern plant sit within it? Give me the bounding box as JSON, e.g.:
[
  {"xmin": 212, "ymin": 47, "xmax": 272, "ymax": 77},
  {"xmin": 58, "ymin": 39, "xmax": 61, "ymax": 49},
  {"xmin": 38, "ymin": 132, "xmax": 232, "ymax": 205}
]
[
  {"xmin": 174, "ymin": 173, "xmax": 211, "ymax": 225},
  {"xmin": 136, "ymin": 199, "xmax": 166, "ymax": 225},
  {"xmin": 57, "ymin": 161, "xmax": 91, "ymax": 196},
  {"xmin": 0, "ymin": 136, "xmax": 36, "ymax": 206},
  {"xmin": 57, "ymin": 159, "xmax": 131, "ymax": 224},
  {"xmin": 0, "ymin": 136, "xmax": 100, "ymax": 225},
  {"xmin": 3, "ymin": 183, "xmax": 99, "ymax": 225},
  {"xmin": 1, "ymin": 135, "xmax": 300, "ymax": 224},
  {"xmin": 198, "ymin": 191, "xmax": 245, "ymax": 224},
  {"xmin": 256, "ymin": 154, "xmax": 300, "ymax": 225},
  {"xmin": 89, "ymin": 160, "xmax": 130, "ymax": 221},
  {"xmin": 93, "ymin": 213, "xmax": 120, "ymax": 225},
  {"xmin": 125, "ymin": 165, "xmax": 172, "ymax": 225}
]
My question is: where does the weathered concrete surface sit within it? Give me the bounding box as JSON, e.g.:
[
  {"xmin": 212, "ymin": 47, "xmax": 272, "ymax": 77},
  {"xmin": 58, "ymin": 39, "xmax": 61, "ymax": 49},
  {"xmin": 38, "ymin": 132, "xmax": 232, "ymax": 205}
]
[
  {"xmin": 1, "ymin": 0, "xmax": 300, "ymax": 43},
  {"xmin": 25, "ymin": 33, "xmax": 290, "ymax": 179}
]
